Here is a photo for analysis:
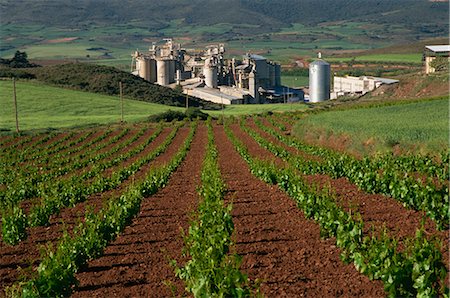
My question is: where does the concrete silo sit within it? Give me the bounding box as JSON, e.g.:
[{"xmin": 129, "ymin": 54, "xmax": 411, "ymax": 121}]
[
  {"xmin": 148, "ymin": 59, "xmax": 157, "ymax": 83},
  {"xmin": 168, "ymin": 59, "xmax": 176, "ymax": 84},
  {"xmin": 137, "ymin": 57, "xmax": 150, "ymax": 81},
  {"xmin": 156, "ymin": 59, "xmax": 170, "ymax": 86},
  {"xmin": 309, "ymin": 59, "xmax": 330, "ymax": 102},
  {"xmin": 203, "ymin": 57, "xmax": 218, "ymax": 88}
]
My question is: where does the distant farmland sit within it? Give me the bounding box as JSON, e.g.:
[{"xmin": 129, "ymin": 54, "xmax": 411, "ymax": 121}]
[{"xmin": 327, "ymin": 53, "xmax": 423, "ymax": 64}]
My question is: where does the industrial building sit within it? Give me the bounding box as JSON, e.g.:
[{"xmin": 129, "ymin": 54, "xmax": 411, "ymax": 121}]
[
  {"xmin": 133, "ymin": 39, "xmax": 184, "ymax": 85},
  {"xmin": 332, "ymin": 76, "xmax": 399, "ymax": 98},
  {"xmin": 423, "ymin": 45, "xmax": 450, "ymax": 74},
  {"xmin": 132, "ymin": 39, "xmax": 304, "ymax": 105},
  {"xmin": 305, "ymin": 54, "xmax": 399, "ymax": 101}
]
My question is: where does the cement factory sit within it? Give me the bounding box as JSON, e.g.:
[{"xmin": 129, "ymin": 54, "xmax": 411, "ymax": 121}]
[
  {"xmin": 131, "ymin": 39, "xmax": 398, "ymax": 105},
  {"xmin": 132, "ymin": 39, "xmax": 303, "ymax": 105}
]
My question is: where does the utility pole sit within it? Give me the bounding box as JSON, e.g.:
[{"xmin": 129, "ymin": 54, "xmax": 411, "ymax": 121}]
[
  {"xmin": 13, "ymin": 78, "xmax": 19, "ymax": 133},
  {"xmin": 119, "ymin": 81, "xmax": 124, "ymax": 123}
]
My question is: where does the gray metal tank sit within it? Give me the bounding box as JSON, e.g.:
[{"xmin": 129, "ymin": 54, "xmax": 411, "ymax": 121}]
[
  {"xmin": 309, "ymin": 60, "xmax": 330, "ymax": 102},
  {"xmin": 156, "ymin": 59, "xmax": 170, "ymax": 86}
]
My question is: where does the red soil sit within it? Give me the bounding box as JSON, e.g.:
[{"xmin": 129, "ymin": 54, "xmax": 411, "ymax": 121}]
[
  {"xmin": 1, "ymin": 121, "xmax": 446, "ymax": 296},
  {"xmin": 0, "ymin": 126, "xmax": 190, "ymax": 290},
  {"xmin": 71, "ymin": 124, "xmax": 207, "ymax": 297},
  {"xmin": 239, "ymin": 120, "xmax": 450, "ymax": 287},
  {"xmin": 253, "ymin": 118, "xmax": 323, "ymax": 162},
  {"xmin": 44, "ymin": 37, "xmax": 79, "ymax": 44},
  {"xmin": 1, "ymin": 135, "xmax": 42, "ymax": 152},
  {"xmin": 214, "ymin": 125, "xmax": 385, "ymax": 296}
]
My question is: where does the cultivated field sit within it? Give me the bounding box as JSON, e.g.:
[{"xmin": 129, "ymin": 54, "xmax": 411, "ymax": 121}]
[
  {"xmin": 0, "ymin": 20, "xmax": 430, "ymax": 69},
  {"xmin": 1, "ymin": 0, "xmax": 448, "ymax": 296},
  {"xmin": 0, "ymin": 113, "xmax": 448, "ymax": 297},
  {"xmin": 327, "ymin": 53, "xmax": 423, "ymax": 64}
]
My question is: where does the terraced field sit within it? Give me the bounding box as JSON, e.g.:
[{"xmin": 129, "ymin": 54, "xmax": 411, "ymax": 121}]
[{"xmin": 0, "ymin": 116, "xmax": 448, "ymax": 297}]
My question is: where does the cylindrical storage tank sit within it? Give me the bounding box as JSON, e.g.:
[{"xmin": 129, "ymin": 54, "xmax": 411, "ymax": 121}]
[
  {"xmin": 168, "ymin": 60, "xmax": 176, "ymax": 84},
  {"xmin": 176, "ymin": 69, "xmax": 182, "ymax": 85},
  {"xmin": 269, "ymin": 64, "xmax": 275, "ymax": 87},
  {"xmin": 274, "ymin": 64, "xmax": 281, "ymax": 87},
  {"xmin": 309, "ymin": 60, "xmax": 330, "ymax": 103},
  {"xmin": 203, "ymin": 65, "xmax": 218, "ymax": 88},
  {"xmin": 156, "ymin": 59, "xmax": 170, "ymax": 86},
  {"xmin": 149, "ymin": 59, "xmax": 157, "ymax": 83},
  {"xmin": 137, "ymin": 57, "xmax": 150, "ymax": 81}
]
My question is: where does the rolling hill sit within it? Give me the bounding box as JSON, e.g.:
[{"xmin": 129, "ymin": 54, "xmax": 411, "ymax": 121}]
[
  {"xmin": 0, "ymin": 80, "xmax": 185, "ymax": 131},
  {"xmin": 1, "ymin": 0, "xmax": 447, "ymax": 35},
  {"xmin": 1, "ymin": 0, "xmax": 447, "ymax": 67},
  {"xmin": 0, "ymin": 63, "xmax": 221, "ymax": 109}
]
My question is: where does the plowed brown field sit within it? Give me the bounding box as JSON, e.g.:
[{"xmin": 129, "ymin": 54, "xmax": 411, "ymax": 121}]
[{"xmin": 0, "ymin": 120, "xmax": 447, "ymax": 297}]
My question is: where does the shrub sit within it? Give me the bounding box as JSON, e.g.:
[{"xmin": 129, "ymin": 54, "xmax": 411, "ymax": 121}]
[
  {"xmin": 0, "ymin": 68, "xmax": 36, "ymax": 79},
  {"xmin": 185, "ymin": 107, "xmax": 208, "ymax": 120},
  {"xmin": 148, "ymin": 110, "xmax": 186, "ymax": 122}
]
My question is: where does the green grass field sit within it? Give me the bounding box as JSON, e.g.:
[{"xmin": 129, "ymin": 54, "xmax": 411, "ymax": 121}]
[
  {"xmin": 293, "ymin": 98, "xmax": 449, "ymax": 153},
  {"xmin": 0, "ymin": 80, "xmax": 186, "ymax": 131},
  {"xmin": 327, "ymin": 53, "xmax": 422, "ymax": 64},
  {"xmin": 0, "ymin": 80, "xmax": 307, "ymax": 131}
]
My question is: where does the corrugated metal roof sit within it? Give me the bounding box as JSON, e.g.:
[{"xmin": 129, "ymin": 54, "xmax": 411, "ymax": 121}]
[
  {"xmin": 425, "ymin": 45, "xmax": 450, "ymax": 53},
  {"xmin": 372, "ymin": 77, "xmax": 399, "ymax": 85}
]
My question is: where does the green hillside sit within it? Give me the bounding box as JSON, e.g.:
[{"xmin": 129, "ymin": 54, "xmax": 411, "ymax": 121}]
[
  {"xmin": 0, "ymin": 80, "xmax": 185, "ymax": 131},
  {"xmin": 0, "ymin": 63, "xmax": 220, "ymax": 109},
  {"xmin": 2, "ymin": 0, "xmax": 447, "ymax": 31},
  {"xmin": 0, "ymin": 80, "xmax": 308, "ymax": 131},
  {"xmin": 293, "ymin": 98, "xmax": 449, "ymax": 153}
]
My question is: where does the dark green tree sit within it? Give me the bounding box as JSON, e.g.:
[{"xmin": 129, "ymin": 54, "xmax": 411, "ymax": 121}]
[{"xmin": 9, "ymin": 51, "xmax": 32, "ymax": 68}]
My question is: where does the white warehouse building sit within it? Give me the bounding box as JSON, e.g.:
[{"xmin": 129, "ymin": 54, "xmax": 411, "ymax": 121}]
[{"xmin": 332, "ymin": 76, "xmax": 399, "ymax": 98}]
